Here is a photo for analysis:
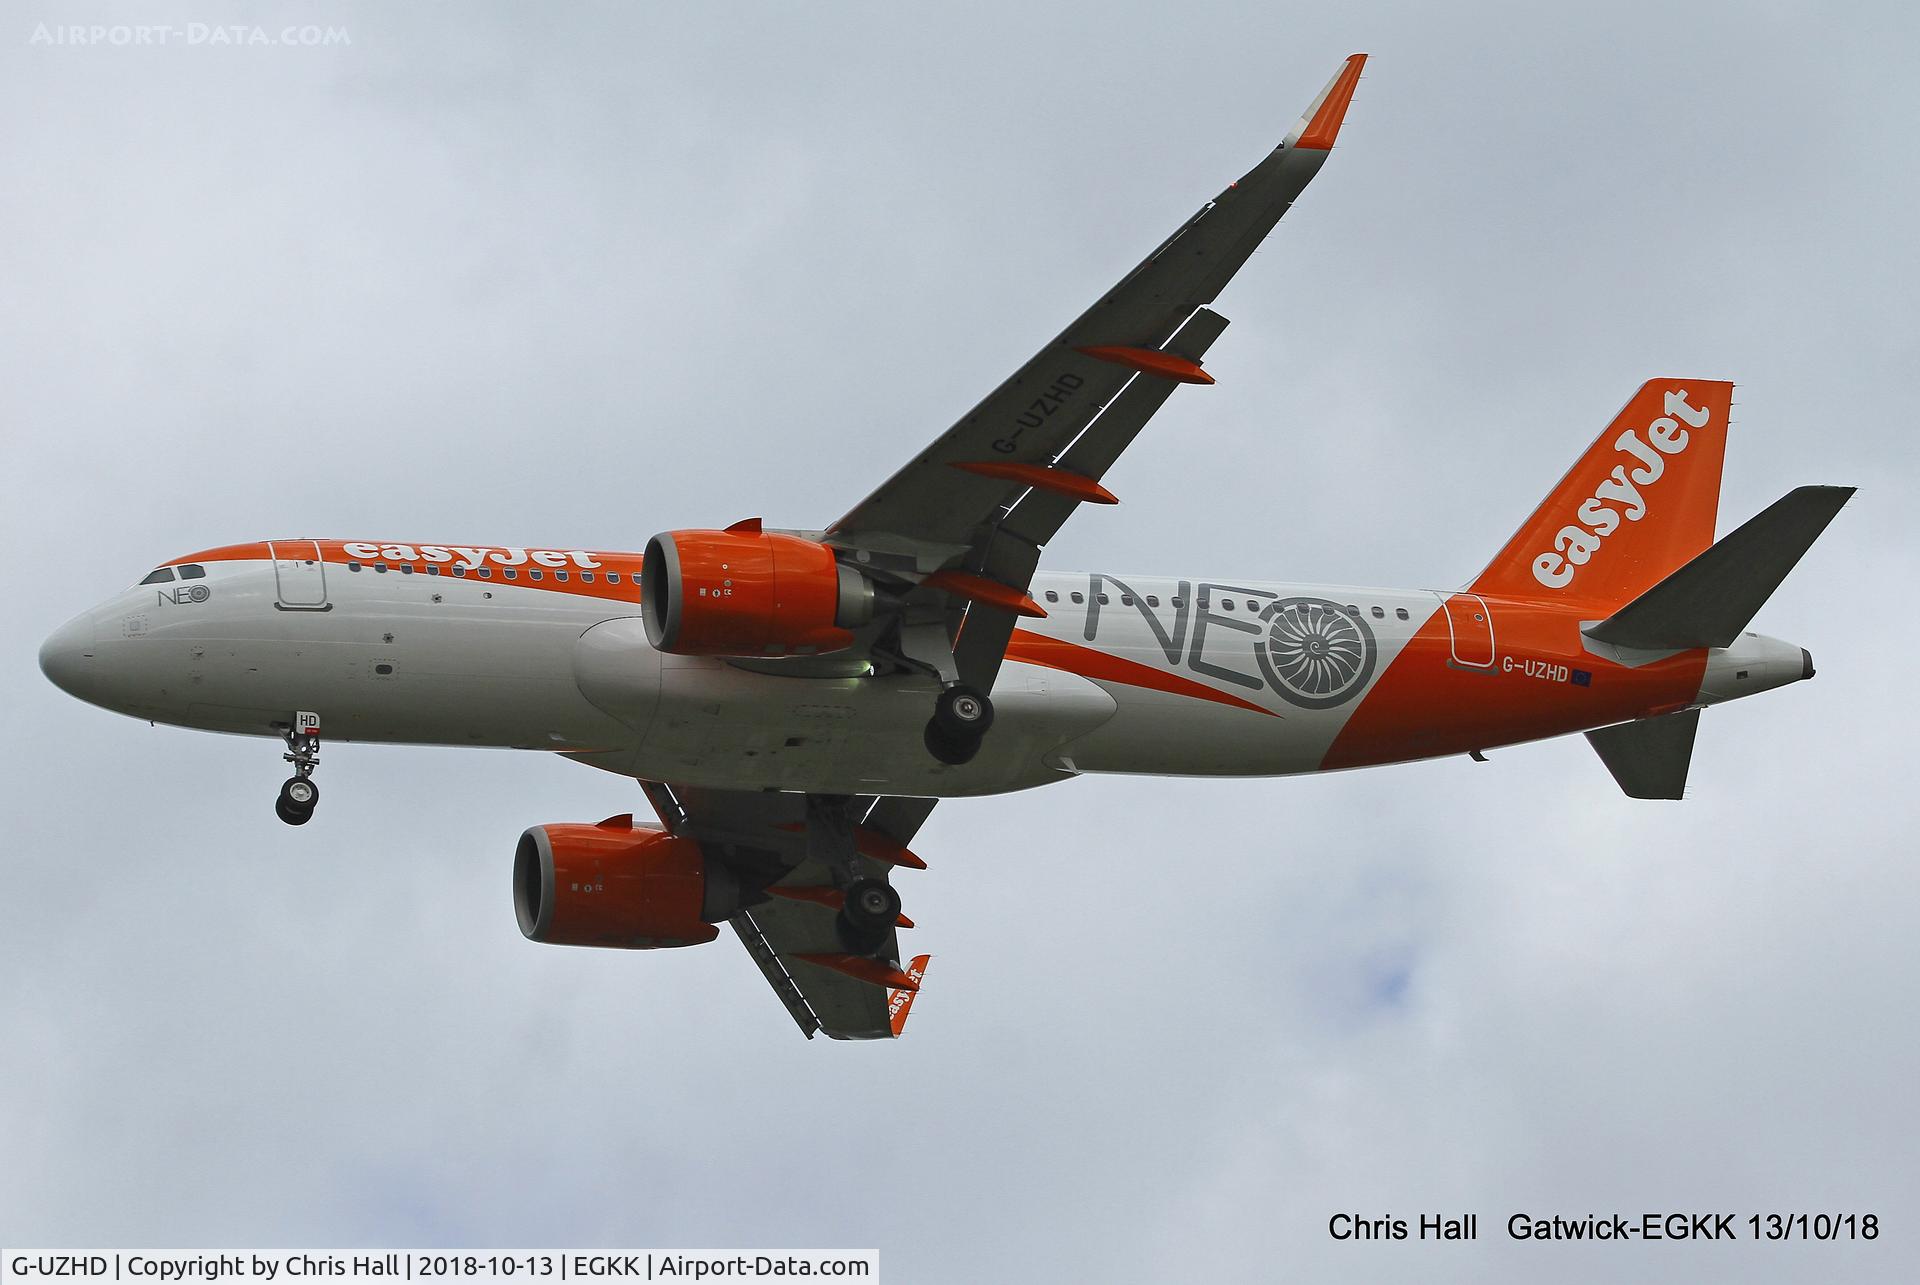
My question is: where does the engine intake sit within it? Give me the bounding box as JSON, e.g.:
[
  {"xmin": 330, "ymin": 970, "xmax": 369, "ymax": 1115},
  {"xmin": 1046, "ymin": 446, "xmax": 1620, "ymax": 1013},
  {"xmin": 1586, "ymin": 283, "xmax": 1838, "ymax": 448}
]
[
  {"xmin": 514, "ymin": 818, "xmax": 719, "ymax": 949},
  {"xmin": 641, "ymin": 528, "xmax": 873, "ymax": 657}
]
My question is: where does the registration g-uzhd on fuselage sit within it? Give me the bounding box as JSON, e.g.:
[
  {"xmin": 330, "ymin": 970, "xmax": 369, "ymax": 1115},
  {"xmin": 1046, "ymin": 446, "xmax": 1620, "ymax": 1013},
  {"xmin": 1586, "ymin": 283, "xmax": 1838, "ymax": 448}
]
[{"xmin": 38, "ymin": 55, "xmax": 1849, "ymax": 1040}]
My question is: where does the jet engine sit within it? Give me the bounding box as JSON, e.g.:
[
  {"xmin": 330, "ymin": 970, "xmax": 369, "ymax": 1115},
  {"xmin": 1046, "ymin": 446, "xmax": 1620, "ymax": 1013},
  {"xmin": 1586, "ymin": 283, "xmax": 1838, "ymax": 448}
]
[
  {"xmin": 641, "ymin": 526, "xmax": 873, "ymax": 657},
  {"xmin": 513, "ymin": 817, "xmax": 720, "ymax": 949}
]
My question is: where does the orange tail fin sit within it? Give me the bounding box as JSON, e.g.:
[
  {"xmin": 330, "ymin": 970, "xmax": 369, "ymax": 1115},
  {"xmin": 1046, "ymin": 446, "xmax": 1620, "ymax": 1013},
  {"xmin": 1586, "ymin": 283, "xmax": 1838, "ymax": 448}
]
[
  {"xmin": 887, "ymin": 955, "xmax": 931, "ymax": 1037},
  {"xmin": 1470, "ymin": 379, "xmax": 1734, "ymax": 607}
]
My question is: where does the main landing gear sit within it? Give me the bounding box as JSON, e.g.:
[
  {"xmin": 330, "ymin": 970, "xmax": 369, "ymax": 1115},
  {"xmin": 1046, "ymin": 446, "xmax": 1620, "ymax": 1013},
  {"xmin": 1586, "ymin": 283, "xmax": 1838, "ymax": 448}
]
[
  {"xmin": 837, "ymin": 877, "xmax": 903, "ymax": 956},
  {"xmin": 275, "ymin": 714, "xmax": 322, "ymax": 826},
  {"xmin": 923, "ymin": 682, "xmax": 994, "ymax": 766},
  {"xmin": 805, "ymin": 795, "xmax": 911, "ymax": 958}
]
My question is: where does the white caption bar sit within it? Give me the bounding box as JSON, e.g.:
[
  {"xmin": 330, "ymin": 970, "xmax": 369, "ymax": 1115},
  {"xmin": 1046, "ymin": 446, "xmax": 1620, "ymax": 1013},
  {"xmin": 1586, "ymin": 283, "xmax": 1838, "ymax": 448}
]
[{"xmin": 1, "ymin": 1253, "xmax": 878, "ymax": 1284}]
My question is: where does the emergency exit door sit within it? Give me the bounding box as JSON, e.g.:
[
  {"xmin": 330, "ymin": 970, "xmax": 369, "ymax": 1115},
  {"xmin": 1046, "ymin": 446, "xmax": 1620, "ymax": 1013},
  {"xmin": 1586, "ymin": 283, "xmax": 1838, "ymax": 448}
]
[
  {"xmin": 1440, "ymin": 592, "xmax": 1494, "ymax": 668},
  {"xmin": 269, "ymin": 540, "xmax": 330, "ymax": 610}
]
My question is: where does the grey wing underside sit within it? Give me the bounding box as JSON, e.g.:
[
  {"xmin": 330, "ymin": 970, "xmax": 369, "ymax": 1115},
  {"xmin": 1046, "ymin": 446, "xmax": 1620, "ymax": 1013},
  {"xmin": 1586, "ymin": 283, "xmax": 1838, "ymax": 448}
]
[
  {"xmin": 643, "ymin": 782, "xmax": 934, "ymax": 1040},
  {"xmin": 823, "ymin": 56, "xmax": 1362, "ymax": 695}
]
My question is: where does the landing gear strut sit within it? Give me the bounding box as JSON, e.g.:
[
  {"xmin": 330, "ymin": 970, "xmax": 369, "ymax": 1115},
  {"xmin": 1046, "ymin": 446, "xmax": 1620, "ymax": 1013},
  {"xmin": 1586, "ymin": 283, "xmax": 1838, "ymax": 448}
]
[
  {"xmin": 275, "ymin": 713, "xmax": 321, "ymax": 826},
  {"xmin": 924, "ymin": 683, "xmax": 994, "ymax": 766}
]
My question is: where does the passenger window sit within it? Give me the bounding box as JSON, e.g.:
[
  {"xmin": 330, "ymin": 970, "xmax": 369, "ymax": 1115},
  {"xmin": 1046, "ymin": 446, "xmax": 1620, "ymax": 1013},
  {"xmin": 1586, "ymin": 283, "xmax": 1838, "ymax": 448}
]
[
  {"xmin": 1171, "ymin": 597, "xmax": 1185, "ymax": 609},
  {"xmin": 530, "ymin": 570, "xmax": 544, "ymax": 581},
  {"xmin": 1371, "ymin": 606, "xmax": 1384, "ymax": 618},
  {"xmin": 1345, "ymin": 604, "xmax": 1359, "ymax": 615},
  {"xmin": 427, "ymin": 566, "xmax": 440, "ymax": 576},
  {"xmin": 139, "ymin": 567, "xmax": 175, "ymax": 585},
  {"xmin": 503, "ymin": 569, "xmax": 518, "ymax": 580},
  {"xmin": 556, "ymin": 571, "xmax": 569, "ymax": 582},
  {"xmin": 607, "ymin": 572, "xmax": 622, "ymax": 585},
  {"xmin": 1120, "ymin": 595, "xmax": 1134, "ymax": 606},
  {"xmin": 479, "ymin": 568, "xmax": 493, "ymax": 579},
  {"xmin": 400, "ymin": 564, "xmax": 414, "ymax": 575},
  {"xmin": 1147, "ymin": 596, "xmax": 1159, "ymax": 608},
  {"xmin": 348, "ymin": 563, "xmax": 363, "ymax": 573},
  {"xmin": 375, "ymin": 564, "xmax": 388, "ymax": 573},
  {"xmin": 1070, "ymin": 592, "xmax": 1083, "ymax": 604},
  {"xmin": 1223, "ymin": 599, "xmax": 1235, "ymax": 611},
  {"xmin": 453, "ymin": 567, "xmax": 468, "ymax": 577},
  {"xmin": 1097, "ymin": 593, "xmax": 1109, "ymax": 605},
  {"xmin": 177, "ymin": 564, "xmax": 205, "ymax": 580},
  {"xmin": 1396, "ymin": 608, "xmax": 1408, "ymax": 620},
  {"xmin": 581, "ymin": 572, "xmax": 595, "ymax": 583},
  {"xmin": 1045, "ymin": 590, "xmax": 1058, "ymax": 602}
]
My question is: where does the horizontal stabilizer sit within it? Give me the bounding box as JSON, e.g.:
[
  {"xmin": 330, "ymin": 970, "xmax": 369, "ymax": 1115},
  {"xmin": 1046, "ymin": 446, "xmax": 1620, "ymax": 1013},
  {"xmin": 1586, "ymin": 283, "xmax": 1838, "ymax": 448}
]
[
  {"xmin": 1583, "ymin": 486, "xmax": 1854, "ymax": 650},
  {"xmin": 1586, "ymin": 709, "xmax": 1702, "ymax": 800}
]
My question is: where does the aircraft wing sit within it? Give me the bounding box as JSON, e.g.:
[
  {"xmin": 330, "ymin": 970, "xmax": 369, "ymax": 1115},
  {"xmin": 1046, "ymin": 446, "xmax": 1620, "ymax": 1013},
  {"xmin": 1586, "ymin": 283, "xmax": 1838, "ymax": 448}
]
[
  {"xmin": 643, "ymin": 782, "xmax": 936, "ymax": 1039},
  {"xmin": 825, "ymin": 54, "xmax": 1365, "ymax": 690}
]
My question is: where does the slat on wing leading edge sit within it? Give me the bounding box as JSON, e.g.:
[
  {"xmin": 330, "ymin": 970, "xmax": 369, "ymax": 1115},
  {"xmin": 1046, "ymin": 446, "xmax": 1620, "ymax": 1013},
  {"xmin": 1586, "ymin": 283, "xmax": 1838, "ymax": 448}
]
[{"xmin": 828, "ymin": 55, "xmax": 1365, "ymax": 556}]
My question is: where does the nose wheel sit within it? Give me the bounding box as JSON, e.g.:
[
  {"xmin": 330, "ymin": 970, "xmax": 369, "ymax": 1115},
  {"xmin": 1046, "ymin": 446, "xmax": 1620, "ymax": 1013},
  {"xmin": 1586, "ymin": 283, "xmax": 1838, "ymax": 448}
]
[
  {"xmin": 924, "ymin": 683, "xmax": 994, "ymax": 766},
  {"xmin": 275, "ymin": 776, "xmax": 319, "ymax": 826},
  {"xmin": 275, "ymin": 713, "xmax": 322, "ymax": 825}
]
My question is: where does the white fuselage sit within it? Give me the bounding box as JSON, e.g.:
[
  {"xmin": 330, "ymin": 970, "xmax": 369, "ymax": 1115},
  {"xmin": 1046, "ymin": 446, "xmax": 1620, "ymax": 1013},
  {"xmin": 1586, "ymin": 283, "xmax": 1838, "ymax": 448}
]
[{"xmin": 39, "ymin": 549, "xmax": 1807, "ymax": 798}]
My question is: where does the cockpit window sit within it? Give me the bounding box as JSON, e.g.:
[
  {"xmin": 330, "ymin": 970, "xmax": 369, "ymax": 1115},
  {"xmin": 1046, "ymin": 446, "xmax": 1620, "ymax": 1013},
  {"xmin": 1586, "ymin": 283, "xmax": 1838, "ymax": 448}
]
[
  {"xmin": 177, "ymin": 564, "xmax": 206, "ymax": 580},
  {"xmin": 139, "ymin": 567, "xmax": 176, "ymax": 585}
]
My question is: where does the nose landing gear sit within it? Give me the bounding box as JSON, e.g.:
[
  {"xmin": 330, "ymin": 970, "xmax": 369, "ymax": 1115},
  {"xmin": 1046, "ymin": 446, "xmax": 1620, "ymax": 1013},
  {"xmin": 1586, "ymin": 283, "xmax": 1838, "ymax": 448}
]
[{"xmin": 275, "ymin": 713, "xmax": 322, "ymax": 826}]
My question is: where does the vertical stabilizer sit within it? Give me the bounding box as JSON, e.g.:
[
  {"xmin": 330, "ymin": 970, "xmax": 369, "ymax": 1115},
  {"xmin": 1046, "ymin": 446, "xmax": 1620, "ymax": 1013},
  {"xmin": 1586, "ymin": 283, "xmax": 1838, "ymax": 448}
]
[{"xmin": 1472, "ymin": 380, "xmax": 1733, "ymax": 607}]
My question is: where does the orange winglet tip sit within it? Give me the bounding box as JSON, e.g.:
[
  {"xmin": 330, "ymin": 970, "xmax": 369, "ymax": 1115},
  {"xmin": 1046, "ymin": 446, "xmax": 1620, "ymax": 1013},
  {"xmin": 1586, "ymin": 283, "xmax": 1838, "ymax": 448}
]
[
  {"xmin": 855, "ymin": 827, "xmax": 928, "ymax": 870},
  {"xmin": 950, "ymin": 460, "xmax": 1118, "ymax": 505},
  {"xmin": 794, "ymin": 953, "xmax": 920, "ymax": 991},
  {"xmin": 1295, "ymin": 53, "xmax": 1366, "ymax": 150},
  {"xmin": 595, "ymin": 813, "xmax": 634, "ymax": 829},
  {"xmin": 887, "ymin": 955, "xmax": 931, "ymax": 1036},
  {"xmin": 766, "ymin": 885, "xmax": 914, "ymax": 927},
  {"xmin": 922, "ymin": 569, "xmax": 1047, "ymax": 618},
  {"xmin": 724, "ymin": 517, "xmax": 764, "ymax": 534},
  {"xmin": 1077, "ymin": 345, "xmax": 1215, "ymax": 385}
]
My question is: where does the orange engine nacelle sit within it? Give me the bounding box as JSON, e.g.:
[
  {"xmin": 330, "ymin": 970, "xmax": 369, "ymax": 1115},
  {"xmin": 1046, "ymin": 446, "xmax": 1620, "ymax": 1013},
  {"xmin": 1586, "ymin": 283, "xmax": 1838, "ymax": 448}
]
[
  {"xmin": 513, "ymin": 818, "xmax": 720, "ymax": 949},
  {"xmin": 641, "ymin": 527, "xmax": 873, "ymax": 657}
]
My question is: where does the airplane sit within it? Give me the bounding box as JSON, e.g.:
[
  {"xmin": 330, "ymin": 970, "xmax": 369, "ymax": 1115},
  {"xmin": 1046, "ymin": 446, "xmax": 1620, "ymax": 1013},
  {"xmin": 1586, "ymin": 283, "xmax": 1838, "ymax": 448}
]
[{"xmin": 38, "ymin": 54, "xmax": 1852, "ymax": 1040}]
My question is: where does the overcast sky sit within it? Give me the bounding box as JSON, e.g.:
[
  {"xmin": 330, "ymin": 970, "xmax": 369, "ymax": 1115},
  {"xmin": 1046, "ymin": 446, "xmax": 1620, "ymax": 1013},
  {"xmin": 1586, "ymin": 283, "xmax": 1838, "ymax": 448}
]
[{"xmin": 3, "ymin": 2, "xmax": 1916, "ymax": 1280}]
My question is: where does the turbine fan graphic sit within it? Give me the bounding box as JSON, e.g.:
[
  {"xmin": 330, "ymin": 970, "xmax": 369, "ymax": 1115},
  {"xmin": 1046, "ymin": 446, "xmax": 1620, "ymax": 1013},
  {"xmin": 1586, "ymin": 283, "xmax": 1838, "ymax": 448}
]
[{"xmin": 1255, "ymin": 597, "xmax": 1377, "ymax": 709}]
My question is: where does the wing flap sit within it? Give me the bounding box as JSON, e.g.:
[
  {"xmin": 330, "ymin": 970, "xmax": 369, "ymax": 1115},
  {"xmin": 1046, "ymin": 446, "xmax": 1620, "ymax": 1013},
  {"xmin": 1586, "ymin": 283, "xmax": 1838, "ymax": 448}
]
[{"xmin": 646, "ymin": 784, "xmax": 936, "ymax": 1039}]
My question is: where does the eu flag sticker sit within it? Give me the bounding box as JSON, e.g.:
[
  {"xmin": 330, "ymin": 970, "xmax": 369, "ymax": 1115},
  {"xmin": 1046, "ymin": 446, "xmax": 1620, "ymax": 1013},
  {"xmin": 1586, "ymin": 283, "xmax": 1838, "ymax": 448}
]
[{"xmin": 1571, "ymin": 669, "xmax": 1592, "ymax": 687}]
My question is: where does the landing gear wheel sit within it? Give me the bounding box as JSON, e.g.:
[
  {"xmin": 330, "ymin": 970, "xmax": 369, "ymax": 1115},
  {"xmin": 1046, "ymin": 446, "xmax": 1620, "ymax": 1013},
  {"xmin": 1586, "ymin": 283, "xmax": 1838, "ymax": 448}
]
[
  {"xmin": 275, "ymin": 776, "xmax": 317, "ymax": 825},
  {"xmin": 842, "ymin": 878, "xmax": 901, "ymax": 934},
  {"xmin": 279, "ymin": 777, "xmax": 319, "ymax": 811},
  {"xmin": 933, "ymin": 684, "xmax": 994, "ymax": 738},
  {"xmin": 924, "ymin": 719, "xmax": 982, "ymax": 766},
  {"xmin": 834, "ymin": 879, "xmax": 900, "ymax": 956}
]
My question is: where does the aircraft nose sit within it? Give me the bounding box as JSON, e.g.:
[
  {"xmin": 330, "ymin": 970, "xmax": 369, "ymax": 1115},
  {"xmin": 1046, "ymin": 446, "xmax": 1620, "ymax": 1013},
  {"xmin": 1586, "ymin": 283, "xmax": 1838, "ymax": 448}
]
[{"xmin": 39, "ymin": 611, "xmax": 98, "ymax": 700}]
